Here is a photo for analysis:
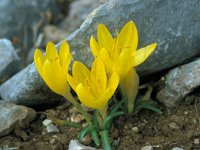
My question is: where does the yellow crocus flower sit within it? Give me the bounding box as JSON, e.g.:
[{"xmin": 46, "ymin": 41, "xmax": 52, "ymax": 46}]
[
  {"xmin": 67, "ymin": 58, "xmax": 119, "ymax": 114},
  {"xmin": 90, "ymin": 21, "xmax": 157, "ymax": 113},
  {"xmin": 90, "ymin": 21, "xmax": 157, "ymax": 78},
  {"xmin": 34, "ymin": 41, "xmax": 72, "ymax": 97}
]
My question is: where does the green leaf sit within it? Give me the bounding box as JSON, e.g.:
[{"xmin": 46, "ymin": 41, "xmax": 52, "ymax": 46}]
[
  {"xmin": 110, "ymin": 100, "xmax": 124, "ymax": 114},
  {"xmin": 91, "ymin": 130, "xmax": 100, "ymax": 146},
  {"xmin": 134, "ymin": 100, "xmax": 162, "ymax": 114},
  {"xmin": 102, "ymin": 111, "xmax": 124, "ymax": 130},
  {"xmin": 78, "ymin": 125, "xmax": 94, "ymax": 142}
]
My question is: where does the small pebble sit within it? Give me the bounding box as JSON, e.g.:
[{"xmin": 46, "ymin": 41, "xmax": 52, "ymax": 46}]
[
  {"xmin": 69, "ymin": 107, "xmax": 79, "ymax": 114},
  {"xmin": 43, "ymin": 119, "xmax": 52, "ymax": 126},
  {"xmin": 82, "ymin": 135, "xmax": 91, "ymax": 145},
  {"xmin": 42, "ymin": 131, "xmax": 45, "ymax": 135},
  {"xmin": 169, "ymin": 122, "xmax": 180, "ymax": 130},
  {"xmin": 184, "ymin": 111, "xmax": 189, "ymax": 115},
  {"xmin": 50, "ymin": 139, "xmax": 56, "ymax": 144},
  {"xmin": 124, "ymin": 125, "xmax": 128, "ymax": 129},
  {"xmin": 82, "ymin": 122, "xmax": 88, "ymax": 128},
  {"xmin": 47, "ymin": 124, "xmax": 60, "ymax": 133},
  {"xmin": 141, "ymin": 145, "xmax": 153, "ymax": 150},
  {"xmin": 70, "ymin": 113, "xmax": 84, "ymax": 123},
  {"xmin": 192, "ymin": 118, "xmax": 197, "ymax": 124},
  {"xmin": 194, "ymin": 139, "xmax": 200, "ymax": 145},
  {"xmin": 171, "ymin": 147, "xmax": 184, "ymax": 150},
  {"xmin": 68, "ymin": 140, "xmax": 96, "ymax": 150},
  {"xmin": 132, "ymin": 127, "xmax": 139, "ymax": 133}
]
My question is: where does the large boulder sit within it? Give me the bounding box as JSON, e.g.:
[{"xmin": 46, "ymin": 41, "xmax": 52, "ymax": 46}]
[
  {"xmin": 0, "ymin": 39, "xmax": 20, "ymax": 83},
  {"xmin": 0, "ymin": 0, "xmax": 61, "ymax": 47},
  {"xmin": 63, "ymin": 0, "xmax": 200, "ymax": 76},
  {"xmin": 157, "ymin": 58, "xmax": 200, "ymax": 107},
  {"xmin": 0, "ymin": 64, "xmax": 64, "ymax": 108},
  {"xmin": 1, "ymin": 0, "xmax": 200, "ymax": 107},
  {"xmin": 0, "ymin": 101, "xmax": 36, "ymax": 137}
]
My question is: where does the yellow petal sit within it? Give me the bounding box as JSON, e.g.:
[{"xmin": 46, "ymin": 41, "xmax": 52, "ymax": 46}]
[
  {"xmin": 132, "ymin": 43, "xmax": 157, "ymax": 67},
  {"xmin": 34, "ymin": 49, "xmax": 45, "ymax": 75},
  {"xmin": 90, "ymin": 36, "xmax": 100, "ymax": 57},
  {"xmin": 59, "ymin": 41, "xmax": 72, "ymax": 78},
  {"xmin": 107, "ymin": 72, "xmax": 120, "ymax": 95},
  {"xmin": 42, "ymin": 60, "xmax": 58, "ymax": 94},
  {"xmin": 59, "ymin": 40, "xmax": 70, "ymax": 65},
  {"xmin": 76, "ymin": 83, "xmax": 100, "ymax": 109},
  {"xmin": 97, "ymin": 88, "xmax": 113, "ymax": 111},
  {"xmin": 120, "ymin": 68, "xmax": 139, "ymax": 113},
  {"xmin": 97, "ymin": 24, "xmax": 114, "ymax": 50},
  {"xmin": 34, "ymin": 49, "xmax": 45, "ymax": 64},
  {"xmin": 46, "ymin": 41, "xmax": 58, "ymax": 60},
  {"xmin": 43, "ymin": 59, "xmax": 66, "ymax": 97},
  {"xmin": 72, "ymin": 61, "xmax": 91, "ymax": 84},
  {"xmin": 99, "ymin": 48, "xmax": 114, "ymax": 75},
  {"xmin": 91, "ymin": 58, "xmax": 107, "ymax": 92},
  {"xmin": 116, "ymin": 48, "xmax": 135, "ymax": 78},
  {"xmin": 67, "ymin": 74, "xmax": 80, "ymax": 92},
  {"xmin": 118, "ymin": 21, "xmax": 138, "ymax": 53}
]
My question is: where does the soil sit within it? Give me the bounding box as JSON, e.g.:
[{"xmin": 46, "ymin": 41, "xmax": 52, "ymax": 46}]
[{"xmin": 0, "ymin": 95, "xmax": 200, "ymax": 150}]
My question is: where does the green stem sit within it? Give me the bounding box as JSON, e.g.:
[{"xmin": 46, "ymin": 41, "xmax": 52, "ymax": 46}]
[
  {"xmin": 64, "ymin": 93, "xmax": 91, "ymax": 123},
  {"xmin": 100, "ymin": 130, "xmax": 112, "ymax": 150},
  {"xmin": 51, "ymin": 117, "xmax": 83, "ymax": 129}
]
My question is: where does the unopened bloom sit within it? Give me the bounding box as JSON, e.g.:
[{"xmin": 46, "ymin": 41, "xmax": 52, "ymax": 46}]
[
  {"xmin": 90, "ymin": 21, "xmax": 157, "ymax": 113},
  {"xmin": 67, "ymin": 58, "xmax": 119, "ymax": 113},
  {"xmin": 34, "ymin": 41, "xmax": 72, "ymax": 97},
  {"xmin": 120, "ymin": 68, "xmax": 139, "ymax": 112}
]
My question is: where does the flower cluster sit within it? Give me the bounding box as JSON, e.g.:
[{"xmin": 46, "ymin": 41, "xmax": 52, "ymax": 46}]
[{"xmin": 34, "ymin": 21, "xmax": 157, "ymax": 149}]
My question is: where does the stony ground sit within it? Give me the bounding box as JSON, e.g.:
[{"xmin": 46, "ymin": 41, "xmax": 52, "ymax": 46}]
[{"xmin": 0, "ymin": 94, "xmax": 200, "ymax": 150}]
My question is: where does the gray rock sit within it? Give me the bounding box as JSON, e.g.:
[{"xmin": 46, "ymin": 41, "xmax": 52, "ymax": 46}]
[
  {"xmin": 0, "ymin": 39, "xmax": 20, "ymax": 83},
  {"xmin": 0, "ymin": 0, "xmax": 61, "ymax": 47},
  {"xmin": 59, "ymin": 0, "xmax": 100, "ymax": 34},
  {"xmin": 157, "ymin": 58, "xmax": 200, "ymax": 107},
  {"xmin": 132, "ymin": 126, "xmax": 139, "ymax": 133},
  {"xmin": 141, "ymin": 145, "xmax": 153, "ymax": 150},
  {"xmin": 168, "ymin": 122, "xmax": 180, "ymax": 130},
  {"xmin": 68, "ymin": 140, "xmax": 97, "ymax": 150},
  {"xmin": 46, "ymin": 124, "xmax": 60, "ymax": 133},
  {"xmin": 2, "ymin": 0, "xmax": 200, "ymax": 108},
  {"xmin": 0, "ymin": 101, "xmax": 36, "ymax": 137},
  {"xmin": 193, "ymin": 139, "xmax": 200, "ymax": 145},
  {"xmin": 171, "ymin": 147, "xmax": 184, "ymax": 150},
  {"xmin": 43, "ymin": 119, "xmax": 53, "ymax": 126},
  {"xmin": 0, "ymin": 64, "xmax": 64, "ymax": 108},
  {"xmin": 61, "ymin": 0, "xmax": 200, "ymax": 76}
]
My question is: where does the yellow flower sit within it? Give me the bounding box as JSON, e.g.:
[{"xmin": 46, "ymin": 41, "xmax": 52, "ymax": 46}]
[
  {"xmin": 34, "ymin": 41, "xmax": 72, "ymax": 97},
  {"xmin": 90, "ymin": 21, "xmax": 157, "ymax": 78},
  {"xmin": 90, "ymin": 21, "xmax": 157, "ymax": 113},
  {"xmin": 67, "ymin": 58, "xmax": 119, "ymax": 113},
  {"xmin": 120, "ymin": 68, "xmax": 139, "ymax": 112}
]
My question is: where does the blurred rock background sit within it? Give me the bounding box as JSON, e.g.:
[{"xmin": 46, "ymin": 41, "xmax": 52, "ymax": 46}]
[{"xmin": 0, "ymin": 0, "xmax": 100, "ymax": 66}]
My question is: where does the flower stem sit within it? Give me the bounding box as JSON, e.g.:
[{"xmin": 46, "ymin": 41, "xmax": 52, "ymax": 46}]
[
  {"xmin": 51, "ymin": 117, "xmax": 83, "ymax": 129},
  {"xmin": 64, "ymin": 93, "xmax": 91, "ymax": 123},
  {"xmin": 100, "ymin": 130, "xmax": 112, "ymax": 150}
]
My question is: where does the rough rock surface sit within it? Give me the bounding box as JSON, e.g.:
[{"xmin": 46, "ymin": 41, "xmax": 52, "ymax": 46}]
[
  {"xmin": 61, "ymin": 0, "xmax": 200, "ymax": 76},
  {"xmin": 157, "ymin": 58, "xmax": 200, "ymax": 107},
  {"xmin": 0, "ymin": 0, "xmax": 61, "ymax": 47},
  {"xmin": 0, "ymin": 101, "xmax": 36, "ymax": 137},
  {"xmin": 59, "ymin": 0, "xmax": 100, "ymax": 34},
  {"xmin": 0, "ymin": 39, "xmax": 20, "ymax": 82},
  {"xmin": 1, "ymin": 0, "xmax": 200, "ymax": 107},
  {"xmin": 0, "ymin": 64, "xmax": 64, "ymax": 108},
  {"xmin": 68, "ymin": 140, "xmax": 97, "ymax": 150}
]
